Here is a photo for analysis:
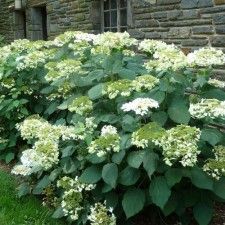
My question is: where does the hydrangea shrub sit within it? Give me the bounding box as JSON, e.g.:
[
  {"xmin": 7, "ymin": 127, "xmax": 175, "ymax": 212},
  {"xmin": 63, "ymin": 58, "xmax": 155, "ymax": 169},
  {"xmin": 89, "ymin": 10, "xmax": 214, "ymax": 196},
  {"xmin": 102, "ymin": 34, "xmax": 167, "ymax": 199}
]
[{"xmin": 1, "ymin": 31, "xmax": 225, "ymax": 224}]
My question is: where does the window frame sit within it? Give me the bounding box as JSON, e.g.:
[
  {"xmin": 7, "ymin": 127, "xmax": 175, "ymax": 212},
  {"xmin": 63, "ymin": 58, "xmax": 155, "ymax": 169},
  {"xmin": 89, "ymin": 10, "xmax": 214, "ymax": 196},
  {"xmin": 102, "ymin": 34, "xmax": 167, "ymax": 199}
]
[{"xmin": 101, "ymin": 0, "xmax": 132, "ymax": 32}]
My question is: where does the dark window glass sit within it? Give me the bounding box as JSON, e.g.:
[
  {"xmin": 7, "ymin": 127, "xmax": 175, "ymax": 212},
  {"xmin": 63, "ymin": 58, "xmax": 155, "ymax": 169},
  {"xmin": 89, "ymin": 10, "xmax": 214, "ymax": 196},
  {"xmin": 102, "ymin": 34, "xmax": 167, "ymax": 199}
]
[
  {"xmin": 104, "ymin": 11, "xmax": 110, "ymax": 27},
  {"xmin": 111, "ymin": 0, "xmax": 117, "ymax": 9},
  {"xmin": 111, "ymin": 10, "xmax": 117, "ymax": 27},
  {"xmin": 120, "ymin": 9, "xmax": 127, "ymax": 26},
  {"xmin": 104, "ymin": 0, "xmax": 110, "ymax": 10},
  {"xmin": 120, "ymin": 0, "xmax": 127, "ymax": 8}
]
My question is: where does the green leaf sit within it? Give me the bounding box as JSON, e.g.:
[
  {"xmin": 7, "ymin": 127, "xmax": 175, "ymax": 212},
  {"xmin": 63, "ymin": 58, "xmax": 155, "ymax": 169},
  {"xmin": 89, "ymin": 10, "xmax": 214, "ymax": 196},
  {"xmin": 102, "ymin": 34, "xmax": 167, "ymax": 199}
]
[
  {"xmin": 112, "ymin": 150, "xmax": 126, "ymax": 164},
  {"xmin": 118, "ymin": 68, "xmax": 136, "ymax": 80},
  {"xmin": 190, "ymin": 167, "xmax": 213, "ymax": 190},
  {"xmin": 151, "ymin": 111, "xmax": 168, "ymax": 126},
  {"xmin": 61, "ymin": 146, "xmax": 75, "ymax": 158},
  {"xmin": 79, "ymin": 165, "xmax": 102, "ymax": 184},
  {"xmin": 102, "ymin": 163, "xmax": 118, "ymax": 188},
  {"xmin": 127, "ymin": 151, "xmax": 144, "ymax": 169},
  {"xmin": 52, "ymin": 207, "xmax": 64, "ymax": 219},
  {"xmin": 5, "ymin": 152, "xmax": 15, "ymax": 164},
  {"xmin": 17, "ymin": 183, "xmax": 30, "ymax": 198},
  {"xmin": 213, "ymin": 177, "xmax": 225, "ymax": 199},
  {"xmin": 143, "ymin": 151, "xmax": 159, "ymax": 178},
  {"xmin": 122, "ymin": 115, "xmax": 138, "ymax": 132},
  {"xmin": 119, "ymin": 166, "xmax": 140, "ymax": 186},
  {"xmin": 168, "ymin": 96, "xmax": 190, "ymax": 124},
  {"xmin": 201, "ymin": 128, "xmax": 223, "ymax": 146},
  {"xmin": 203, "ymin": 89, "xmax": 225, "ymax": 101},
  {"xmin": 33, "ymin": 176, "xmax": 51, "ymax": 195},
  {"xmin": 193, "ymin": 202, "xmax": 213, "ymax": 225},
  {"xmin": 122, "ymin": 188, "xmax": 145, "ymax": 218},
  {"xmin": 165, "ymin": 168, "xmax": 183, "ymax": 187},
  {"xmin": 88, "ymin": 83, "xmax": 104, "ymax": 100},
  {"xmin": 149, "ymin": 177, "xmax": 171, "ymax": 209}
]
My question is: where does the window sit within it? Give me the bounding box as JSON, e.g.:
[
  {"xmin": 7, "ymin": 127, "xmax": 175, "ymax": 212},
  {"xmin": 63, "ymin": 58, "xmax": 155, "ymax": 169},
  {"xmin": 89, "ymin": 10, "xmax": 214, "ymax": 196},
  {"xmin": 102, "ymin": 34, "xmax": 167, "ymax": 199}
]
[
  {"xmin": 14, "ymin": 11, "xmax": 27, "ymax": 39},
  {"xmin": 31, "ymin": 5, "xmax": 48, "ymax": 40},
  {"xmin": 101, "ymin": 0, "xmax": 128, "ymax": 32}
]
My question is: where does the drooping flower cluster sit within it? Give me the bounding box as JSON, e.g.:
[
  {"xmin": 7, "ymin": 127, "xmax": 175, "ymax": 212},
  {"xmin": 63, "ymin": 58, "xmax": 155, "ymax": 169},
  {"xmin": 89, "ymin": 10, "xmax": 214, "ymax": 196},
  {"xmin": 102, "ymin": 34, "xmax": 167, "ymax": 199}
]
[
  {"xmin": 187, "ymin": 47, "xmax": 225, "ymax": 67},
  {"xmin": 103, "ymin": 75, "xmax": 159, "ymax": 99},
  {"xmin": 57, "ymin": 176, "xmax": 95, "ymax": 221},
  {"xmin": 138, "ymin": 39, "xmax": 169, "ymax": 55},
  {"xmin": 203, "ymin": 145, "xmax": 225, "ymax": 180},
  {"xmin": 45, "ymin": 59, "xmax": 83, "ymax": 82},
  {"xmin": 132, "ymin": 122, "xmax": 165, "ymax": 148},
  {"xmin": 68, "ymin": 96, "xmax": 93, "ymax": 115},
  {"xmin": 88, "ymin": 202, "xmax": 116, "ymax": 225},
  {"xmin": 144, "ymin": 44, "xmax": 188, "ymax": 72},
  {"xmin": 208, "ymin": 78, "xmax": 225, "ymax": 89},
  {"xmin": 13, "ymin": 116, "xmax": 97, "ymax": 176},
  {"xmin": 103, "ymin": 80, "xmax": 133, "ymax": 99},
  {"xmin": 88, "ymin": 125, "xmax": 120, "ymax": 157},
  {"xmin": 16, "ymin": 49, "xmax": 56, "ymax": 71},
  {"xmin": 157, "ymin": 125, "xmax": 201, "ymax": 167},
  {"xmin": 121, "ymin": 98, "xmax": 159, "ymax": 116},
  {"xmin": 189, "ymin": 98, "xmax": 225, "ymax": 120},
  {"xmin": 92, "ymin": 32, "xmax": 138, "ymax": 55}
]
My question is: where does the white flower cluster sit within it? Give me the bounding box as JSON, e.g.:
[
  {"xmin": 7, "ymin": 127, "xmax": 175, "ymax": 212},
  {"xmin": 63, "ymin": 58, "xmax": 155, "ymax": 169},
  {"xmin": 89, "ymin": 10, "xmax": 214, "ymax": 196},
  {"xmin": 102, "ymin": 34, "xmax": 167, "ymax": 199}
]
[
  {"xmin": 208, "ymin": 78, "xmax": 225, "ymax": 89},
  {"xmin": 121, "ymin": 98, "xmax": 159, "ymax": 116},
  {"xmin": 88, "ymin": 125, "xmax": 120, "ymax": 157},
  {"xmin": 157, "ymin": 125, "xmax": 201, "ymax": 167},
  {"xmin": 138, "ymin": 39, "xmax": 169, "ymax": 54},
  {"xmin": 92, "ymin": 32, "xmax": 138, "ymax": 55},
  {"xmin": 57, "ymin": 176, "xmax": 95, "ymax": 221},
  {"xmin": 45, "ymin": 59, "xmax": 83, "ymax": 82},
  {"xmin": 189, "ymin": 98, "xmax": 225, "ymax": 120},
  {"xmin": 16, "ymin": 49, "xmax": 55, "ymax": 71},
  {"xmin": 52, "ymin": 31, "xmax": 78, "ymax": 47},
  {"xmin": 144, "ymin": 44, "xmax": 188, "ymax": 72},
  {"xmin": 132, "ymin": 122, "xmax": 165, "ymax": 149},
  {"xmin": 88, "ymin": 202, "xmax": 116, "ymax": 225},
  {"xmin": 187, "ymin": 48, "xmax": 225, "ymax": 67},
  {"xmin": 203, "ymin": 145, "xmax": 225, "ymax": 180},
  {"xmin": 103, "ymin": 75, "xmax": 159, "ymax": 99},
  {"xmin": 68, "ymin": 96, "xmax": 93, "ymax": 115}
]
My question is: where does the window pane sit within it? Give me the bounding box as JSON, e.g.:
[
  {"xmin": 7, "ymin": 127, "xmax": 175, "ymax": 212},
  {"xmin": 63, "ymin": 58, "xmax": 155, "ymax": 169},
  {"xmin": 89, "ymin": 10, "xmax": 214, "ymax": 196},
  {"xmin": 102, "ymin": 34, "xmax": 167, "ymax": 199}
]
[
  {"xmin": 104, "ymin": 11, "xmax": 110, "ymax": 27},
  {"xmin": 121, "ymin": 27, "xmax": 127, "ymax": 32},
  {"xmin": 111, "ymin": 10, "xmax": 117, "ymax": 27},
  {"xmin": 120, "ymin": 0, "xmax": 127, "ymax": 8},
  {"xmin": 104, "ymin": 28, "xmax": 110, "ymax": 32},
  {"xmin": 120, "ymin": 9, "xmax": 127, "ymax": 26},
  {"xmin": 111, "ymin": 27, "xmax": 117, "ymax": 32},
  {"xmin": 104, "ymin": 0, "xmax": 110, "ymax": 10},
  {"xmin": 111, "ymin": 0, "xmax": 117, "ymax": 9}
]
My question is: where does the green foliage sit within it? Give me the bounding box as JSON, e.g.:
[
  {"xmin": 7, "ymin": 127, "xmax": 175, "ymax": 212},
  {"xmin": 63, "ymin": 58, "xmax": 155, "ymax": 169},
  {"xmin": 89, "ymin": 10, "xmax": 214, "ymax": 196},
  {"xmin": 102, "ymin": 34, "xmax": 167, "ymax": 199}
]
[{"xmin": 1, "ymin": 31, "xmax": 225, "ymax": 225}]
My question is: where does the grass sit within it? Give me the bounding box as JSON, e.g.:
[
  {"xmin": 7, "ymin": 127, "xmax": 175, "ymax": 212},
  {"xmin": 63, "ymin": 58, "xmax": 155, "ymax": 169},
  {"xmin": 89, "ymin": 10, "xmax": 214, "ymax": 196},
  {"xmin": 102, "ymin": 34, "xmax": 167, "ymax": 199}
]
[{"xmin": 0, "ymin": 170, "xmax": 64, "ymax": 225}]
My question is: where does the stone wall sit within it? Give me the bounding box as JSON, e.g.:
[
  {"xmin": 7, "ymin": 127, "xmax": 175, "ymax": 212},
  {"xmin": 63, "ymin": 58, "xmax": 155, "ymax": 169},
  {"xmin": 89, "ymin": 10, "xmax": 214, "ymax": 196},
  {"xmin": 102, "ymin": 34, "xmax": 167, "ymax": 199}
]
[{"xmin": 0, "ymin": 0, "xmax": 225, "ymax": 52}]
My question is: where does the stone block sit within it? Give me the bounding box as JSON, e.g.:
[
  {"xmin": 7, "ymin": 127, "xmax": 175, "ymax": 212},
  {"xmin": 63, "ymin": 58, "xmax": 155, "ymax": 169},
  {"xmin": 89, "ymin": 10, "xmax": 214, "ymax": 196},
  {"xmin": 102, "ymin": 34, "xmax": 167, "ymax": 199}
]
[
  {"xmin": 192, "ymin": 26, "xmax": 214, "ymax": 34},
  {"xmin": 157, "ymin": 0, "xmax": 181, "ymax": 5},
  {"xmin": 181, "ymin": 0, "xmax": 213, "ymax": 9},
  {"xmin": 214, "ymin": 0, "xmax": 225, "ymax": 5},
  {"xmin": 182, "ymin": 39, "xmax": 209, "ymax": 46},
  {"xmin": 213, "ymin": 13, "xmax": 225, "ymax": 24},
  {"xmin": 211, "ymin": 35, "xmax": 225, "ymax": 47},
  {"xmin": 168, "ymin": 27, "xmax": 191, "ymax": 38},
  {"xmin": 215, "ymin": 25, "xmax": 225, "ymax": 34}
]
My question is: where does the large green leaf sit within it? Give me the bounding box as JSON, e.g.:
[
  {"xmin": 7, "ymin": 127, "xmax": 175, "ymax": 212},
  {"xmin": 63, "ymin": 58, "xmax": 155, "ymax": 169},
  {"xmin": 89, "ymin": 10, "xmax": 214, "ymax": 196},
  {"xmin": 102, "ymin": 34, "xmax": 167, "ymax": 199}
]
[
  {"xmin": 143, "ymin": 151, "xmax": 159, "ymax": 178},
  {"xmin": 165, "ymin": 168, "xmax": 183, "ymax": 187},
  {"xmin": 122, "ymin": 188, "xmax": 145, "ymax": 218},
  {"xmin": 88, "ymin": 83, "xmax": 104, "ymax": 100},
  {"xmin": 213, "ymin": 177, "xmax": 225, "ymax": 199},
  {"xmin": 119, "ymin": 166, "xmax": 140, "ymax": 186},
  {"xmin": 127, "ymin": 151, "xmax": 145, "ymax": 169},
  {"xmin": 193, "ymin": 202, "xmax": 213, "ymax": 225},
  {"xmin": 190, "ymin": 167, "xmax": 213, "ymax": 190},
  {"xmin": 149, "ymin": 177, "xmax": 171, "ymax": 209},
  {"xmin": 201, "ymin": 128, "xmax": 223, "ymax": 146},
  {"xmin": 79, "ymin": 165, "xmax": 102, "ymax": 184},
  {"xmin": 102, "ymin": 163, "xmax": 118, "ymax": 188},
  {"xmin": 168, "ymin": 96, "xmax": 190, "ymax": 124}
]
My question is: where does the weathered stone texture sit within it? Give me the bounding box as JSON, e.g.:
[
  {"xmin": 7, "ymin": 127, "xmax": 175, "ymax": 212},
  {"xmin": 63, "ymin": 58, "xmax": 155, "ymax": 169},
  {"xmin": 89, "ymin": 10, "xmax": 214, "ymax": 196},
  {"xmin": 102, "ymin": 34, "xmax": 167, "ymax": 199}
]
[{"xmin": 0, "ymin": 0, "xmax": 225, "ymax": 52}]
